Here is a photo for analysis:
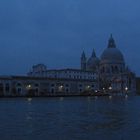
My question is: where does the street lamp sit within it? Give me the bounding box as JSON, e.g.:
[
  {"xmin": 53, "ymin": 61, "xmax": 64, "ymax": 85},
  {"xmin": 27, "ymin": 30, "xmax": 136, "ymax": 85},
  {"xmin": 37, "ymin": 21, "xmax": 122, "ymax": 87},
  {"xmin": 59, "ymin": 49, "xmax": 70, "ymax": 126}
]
[
  {"xmin": 109, "ymin": 86, "xmax": 112, "ymax": 90},
  {"xmin": 125, "ymin": 86, "xmax": 128, "ymax": 95},
  {"xmin": 95, "ymin": 90, "xmax": 98, "ymax": 93},
  {"xmin": 86, "ymin": 85, "xmax": 91, "ymax": 91},
  {"xmin": 125, "ymin": 87, "xmax": 128, "ymax": 91},
  {"xmin": 103, "ymin": 87, "xmax": 105, "ymax": 94},
  {"xmin": 26, "ymin": 84, "xmax": 32, "ymax": 90},
  {"xmin": 108, "ymin": 86, "xmax": 112, "ymax": 94},
  {"xmin": 58, "ymin": 85, "xmax": 63, "ymax": 92}
]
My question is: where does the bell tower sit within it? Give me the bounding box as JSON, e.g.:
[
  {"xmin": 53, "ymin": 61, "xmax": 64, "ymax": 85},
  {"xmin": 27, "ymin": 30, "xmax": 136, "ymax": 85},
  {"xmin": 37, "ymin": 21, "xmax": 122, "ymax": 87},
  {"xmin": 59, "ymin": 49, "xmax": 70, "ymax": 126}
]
[{"xmin": 81, "ymin": 51, "xmax": 87, "ymax": 71}]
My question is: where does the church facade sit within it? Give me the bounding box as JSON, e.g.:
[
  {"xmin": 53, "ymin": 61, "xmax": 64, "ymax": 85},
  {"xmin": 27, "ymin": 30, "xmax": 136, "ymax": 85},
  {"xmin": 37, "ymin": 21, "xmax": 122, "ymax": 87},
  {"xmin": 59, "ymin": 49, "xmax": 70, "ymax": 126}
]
[
  {"xmin": 81, "ymin": 35, "xmax": 136, "ymax": 94},
  {"xmin": 0, "ymin": 35, "xmax": 136, "ymax": 96}
]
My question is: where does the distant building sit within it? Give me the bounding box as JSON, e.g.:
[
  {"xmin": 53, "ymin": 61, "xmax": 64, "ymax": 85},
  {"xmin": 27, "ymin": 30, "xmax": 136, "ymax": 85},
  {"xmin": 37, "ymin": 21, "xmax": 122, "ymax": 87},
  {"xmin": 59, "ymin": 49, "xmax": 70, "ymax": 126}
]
[
  {"xmin": 28, "ymin": 35, "xmax": 136, "ymax": 95},
  {"xmin": 28, "ymin": 64, "xmax": 47, "ymax": 77},
  {"xmin": 0, "ymin": 76, "xmax": 97, "ymax": 97},
  {"xmin": 99, "ymin": 35, "xmax": 136, "ymax": 93},
  {"xmin": 27, "ymin": 67, "xmax": 99, "ymax": 96},
  {"xmin": 0, "ymin": 35, "xmax": 136, "ymax": 96}
]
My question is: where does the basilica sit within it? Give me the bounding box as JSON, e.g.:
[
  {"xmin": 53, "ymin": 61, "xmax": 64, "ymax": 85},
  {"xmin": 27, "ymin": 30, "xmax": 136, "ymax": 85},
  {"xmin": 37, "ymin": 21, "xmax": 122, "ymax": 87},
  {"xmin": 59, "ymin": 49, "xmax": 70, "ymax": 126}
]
[
  {"xmin": 0, "ymin": 35, "xmax": 136, "ymax": 97},
  {"xmin": 81, "ymin": 35, "xmax": 136, "ymax": 94}
]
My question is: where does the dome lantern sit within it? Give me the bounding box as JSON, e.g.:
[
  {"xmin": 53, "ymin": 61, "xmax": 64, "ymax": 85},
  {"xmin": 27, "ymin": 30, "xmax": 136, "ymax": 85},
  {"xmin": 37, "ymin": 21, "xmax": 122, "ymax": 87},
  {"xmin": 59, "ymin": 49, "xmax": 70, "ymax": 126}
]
[{"xmin": 108, "ymin": 34, "xmax": 116, "ymax": 48}]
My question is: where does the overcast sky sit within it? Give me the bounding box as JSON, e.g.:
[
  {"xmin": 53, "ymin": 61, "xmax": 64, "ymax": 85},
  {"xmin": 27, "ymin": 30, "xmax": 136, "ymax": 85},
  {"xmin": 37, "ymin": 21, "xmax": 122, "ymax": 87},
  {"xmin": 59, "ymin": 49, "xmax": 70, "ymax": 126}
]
[{"xmin": 0, "ymin": 0, "xmax": 140, "ymax": 75}]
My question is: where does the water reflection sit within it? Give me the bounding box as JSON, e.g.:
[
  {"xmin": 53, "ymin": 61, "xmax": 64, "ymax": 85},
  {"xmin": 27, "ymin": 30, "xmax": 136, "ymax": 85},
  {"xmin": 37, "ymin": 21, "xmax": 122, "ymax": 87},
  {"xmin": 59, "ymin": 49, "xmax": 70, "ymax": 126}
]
[
  {"xmin": 27, "ymin": 98, "xmax": 32, "ymax": 102},
  {"xmin": 25, "ymin": 98, "xmax": 34, "ymax": 135},
  {"xmin": 0, "ymin": 96, "xmax": 139, "ymax": 140},
  {"xmin": 109, "ymin": 95, "xmax": 112, "ymax": 99},
  {"xmin": 60, "ymin": 97, "xmax": 64, "ymax": 101}
]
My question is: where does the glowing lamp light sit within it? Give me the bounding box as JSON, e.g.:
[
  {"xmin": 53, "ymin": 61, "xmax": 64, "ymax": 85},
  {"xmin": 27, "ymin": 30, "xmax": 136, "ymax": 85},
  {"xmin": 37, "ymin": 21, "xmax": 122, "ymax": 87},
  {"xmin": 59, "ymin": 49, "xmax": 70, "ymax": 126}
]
[
  {"xmin": 125, "ymin": 94, "xmax": 128, "ymax": 99},
  {"xmin": 60, "ymin": 85, "xmax": 63, "ymax": 88},
  {"xmin": 58, "ymin": 85, "xmax": 63, "ymax": 92},
  {"xmin": 95, "ymin": 90, "xmax": 98, "ymax": 93},
  {"xmin": 86, "ymin": 86, "xmax": 90, "ymax": 90},
  {"xmin": 26, "ymin": 84, "xmax": 32, "ymax": 90},
  {"xmin": 109, "ymin": 86, "xmax": 112, "ymax": 90},
  {"xmin": 28, "ymin": 98, "xmax": 32, "ymax": 102},
  {"xmin": 125, "ymin": 87, "xmax": 128, "ymax": 91},
  {"xmin": 109, "ymin": 96, "xmax": 112, "ymax": 99}
]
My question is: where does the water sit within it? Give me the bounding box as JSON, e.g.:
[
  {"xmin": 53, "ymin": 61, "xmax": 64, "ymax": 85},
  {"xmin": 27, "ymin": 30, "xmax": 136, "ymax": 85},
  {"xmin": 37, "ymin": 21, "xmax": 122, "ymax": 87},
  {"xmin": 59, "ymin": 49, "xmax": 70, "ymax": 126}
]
[{"xmin": 0, "ymin": 96, "xmax": 140, "ymax": 140}]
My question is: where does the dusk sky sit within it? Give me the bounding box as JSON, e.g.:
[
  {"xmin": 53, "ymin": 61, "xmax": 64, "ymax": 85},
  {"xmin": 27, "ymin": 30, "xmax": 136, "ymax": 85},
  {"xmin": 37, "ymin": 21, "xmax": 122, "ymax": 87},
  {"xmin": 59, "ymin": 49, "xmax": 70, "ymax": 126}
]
[{"xmin": 0, "ymin": 0, "xmax": 140, "ymax": 75}]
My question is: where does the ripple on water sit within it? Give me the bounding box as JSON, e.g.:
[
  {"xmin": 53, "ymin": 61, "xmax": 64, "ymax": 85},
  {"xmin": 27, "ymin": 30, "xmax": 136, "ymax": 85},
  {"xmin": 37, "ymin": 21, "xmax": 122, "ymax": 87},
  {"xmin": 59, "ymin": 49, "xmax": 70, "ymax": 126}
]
[{"xmin": 0, "ymin": 96, "xmax": 139, "ymax": 140}]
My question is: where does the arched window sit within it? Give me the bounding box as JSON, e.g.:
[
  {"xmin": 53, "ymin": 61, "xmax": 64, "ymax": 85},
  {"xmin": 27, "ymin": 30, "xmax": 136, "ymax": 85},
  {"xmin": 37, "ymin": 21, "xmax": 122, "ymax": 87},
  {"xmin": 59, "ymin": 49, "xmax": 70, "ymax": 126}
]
[
  {"xmin": 35, "ymin": 83, "xmax": 39, "ymax": 87},
  {"xmin": 5, "ymin": 83, "xmax": 10, "ymax": 92},
  {"xmin": 111, "ymin": 66, "xmax": 114, "ymax": 73},
  {"xmin": 115, "ymin": 66, "xmax": 119, "ymax": 73},
  {"xmin": 120, "ymin": 67, "xmax": 123, "ymax": 73},
  {"xmin": 17, "ymin": 83, "xmax": 21, "ymax": 87},
  {"xmin": 106, "ymin": 67, "xmax": 110, "ymax": 73},
  {"xmin": 51, "ymin": 89, "xmax": 54, "ymax": 93},
  {"xmin": 0, "ymin": 83, "xmax": 3, "ymax": 93},
  {"xmin": 66, "ymin": 89, "xmax": 69, "ymax": 93}
]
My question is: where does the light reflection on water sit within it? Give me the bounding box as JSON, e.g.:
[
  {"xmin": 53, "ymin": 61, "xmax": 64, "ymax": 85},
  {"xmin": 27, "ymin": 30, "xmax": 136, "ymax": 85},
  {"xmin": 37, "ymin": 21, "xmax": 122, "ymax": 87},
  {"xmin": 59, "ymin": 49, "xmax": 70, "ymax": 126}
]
[{"xmin": 0, "ymin": 96, "xmax": 140, "ymax": 140}]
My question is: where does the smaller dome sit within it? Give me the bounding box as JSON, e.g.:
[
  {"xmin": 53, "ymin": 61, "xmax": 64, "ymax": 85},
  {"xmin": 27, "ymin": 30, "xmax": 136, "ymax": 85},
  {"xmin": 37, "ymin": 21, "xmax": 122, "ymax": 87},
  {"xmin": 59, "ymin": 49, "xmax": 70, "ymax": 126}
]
[
  {"xmin": 87, "ymin": 49, "xmax": 100, "ymax": 71},
  {"xmin": 87, "ymin": 57, "xmax": 100, "ymax": 70}
]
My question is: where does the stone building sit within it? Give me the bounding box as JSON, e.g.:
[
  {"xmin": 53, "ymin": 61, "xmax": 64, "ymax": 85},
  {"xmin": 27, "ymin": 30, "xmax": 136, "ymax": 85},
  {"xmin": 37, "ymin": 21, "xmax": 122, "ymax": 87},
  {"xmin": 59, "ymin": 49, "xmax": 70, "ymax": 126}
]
[
  {"xmin": 0, "ymin": 76, "xmax": 98, "ymax": 96},
  {"xmin": 80, "ymin": 35, "xmax": 136, "ymax": 94},
  {"xmin": 0, "ymin": 35, "xmax": 136, "ymax": 96},
  {"xmin": 99, "ymin": 35, "xmax": 136, "ymax": 93}
]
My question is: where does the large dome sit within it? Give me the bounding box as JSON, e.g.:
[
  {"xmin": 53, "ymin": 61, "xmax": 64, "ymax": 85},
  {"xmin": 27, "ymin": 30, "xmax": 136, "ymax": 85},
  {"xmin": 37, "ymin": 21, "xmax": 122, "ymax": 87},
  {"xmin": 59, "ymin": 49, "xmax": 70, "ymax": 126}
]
[
  {"xmin": 101, "ymin": 48, "xmax": 124, "ymax": 63},
  {"xmin": 101, "ymin": 35, "xmax": 125, "ymax": 63}
]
